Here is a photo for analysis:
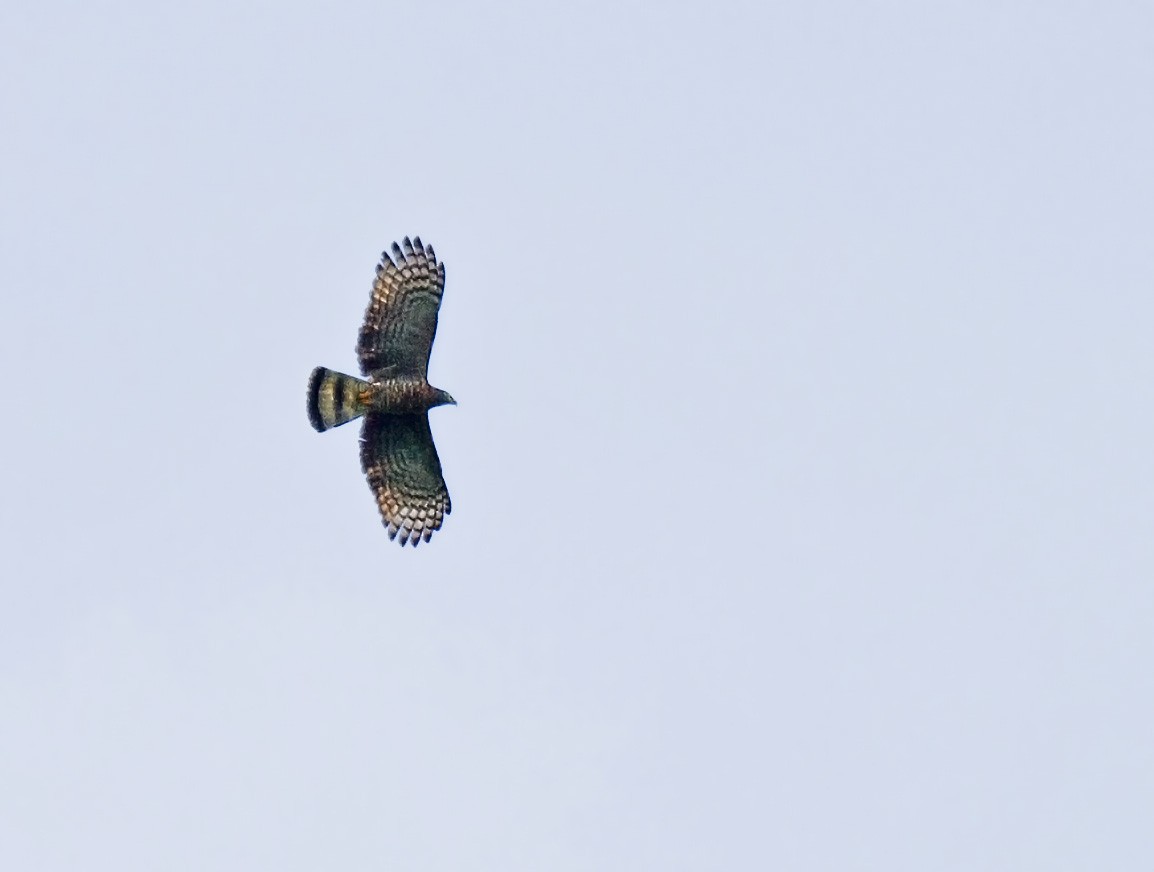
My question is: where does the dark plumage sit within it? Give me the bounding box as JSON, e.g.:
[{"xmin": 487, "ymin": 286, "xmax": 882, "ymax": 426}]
[{"xmin": 307, "ymin": 237, "xmax": 455, "ymax": 546}]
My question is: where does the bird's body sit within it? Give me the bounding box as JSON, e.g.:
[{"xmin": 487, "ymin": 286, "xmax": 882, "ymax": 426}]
[
  {"xmin": 365, "ymin": 375, "xmax": 453, "ymax": 415},
  {"xmin": 307, "ymin": 237, "xmax": 454, "ymax": 547}
]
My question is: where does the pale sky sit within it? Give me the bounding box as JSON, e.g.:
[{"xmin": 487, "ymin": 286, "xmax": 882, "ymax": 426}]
[{"xmin": 2, "ymin": 1, "xmax": 1153, "ymax": 870}]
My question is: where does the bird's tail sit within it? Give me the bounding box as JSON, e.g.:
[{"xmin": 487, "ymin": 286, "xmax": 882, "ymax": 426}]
[{"xmin": 307, "ymin": 367, "xmax": 369, "ymax": 432}]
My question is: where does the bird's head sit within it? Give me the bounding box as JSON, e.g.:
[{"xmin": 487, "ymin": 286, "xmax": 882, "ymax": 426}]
[{"xmin": 432, "ymin": 388, "xmax": 457, "ymax": 408}]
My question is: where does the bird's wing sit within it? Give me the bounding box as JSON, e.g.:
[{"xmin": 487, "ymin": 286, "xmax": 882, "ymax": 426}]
[
  {"xmin": 359, "ymin": 413, "xmax": 451, "ymax": 546},
  {"xmin": 357, "ymin": 236, "xmax": 445, "ymax": 378}
]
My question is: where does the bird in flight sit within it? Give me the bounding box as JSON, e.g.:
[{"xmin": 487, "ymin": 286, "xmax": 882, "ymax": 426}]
[{"xmin": 307, "ymin": 237, "xmax": 455, "ymax": 546}]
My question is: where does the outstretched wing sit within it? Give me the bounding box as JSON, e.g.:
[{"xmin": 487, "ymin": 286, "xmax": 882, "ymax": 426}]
[
  {"xmin": 360, "ymin": 413, "xmax": 451, "ymax": 546},
  {"xmin": 357, "ymin": 236, "xmax": 446, "ymax": 378}
]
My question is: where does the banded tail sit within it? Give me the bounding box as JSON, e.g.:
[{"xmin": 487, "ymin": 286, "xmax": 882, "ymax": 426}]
[{"xmin": 308, "ymin": 367, "xmax": 369, "ymax": 432}]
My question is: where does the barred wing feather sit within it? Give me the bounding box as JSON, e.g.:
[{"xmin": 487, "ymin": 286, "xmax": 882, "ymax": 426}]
[
  {"xmin": 359, "ymin": 413, "xmax": 451, "ymax": 546},
  {"xmin": 357, "ymin": 236, "xmax": 445, "ymax": 378}
]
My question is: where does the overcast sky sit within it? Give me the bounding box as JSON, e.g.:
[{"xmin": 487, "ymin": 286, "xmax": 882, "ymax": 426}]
[{"xmin": 2, "ymin": 1, "xmax": 1153, "ymax": 869}]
